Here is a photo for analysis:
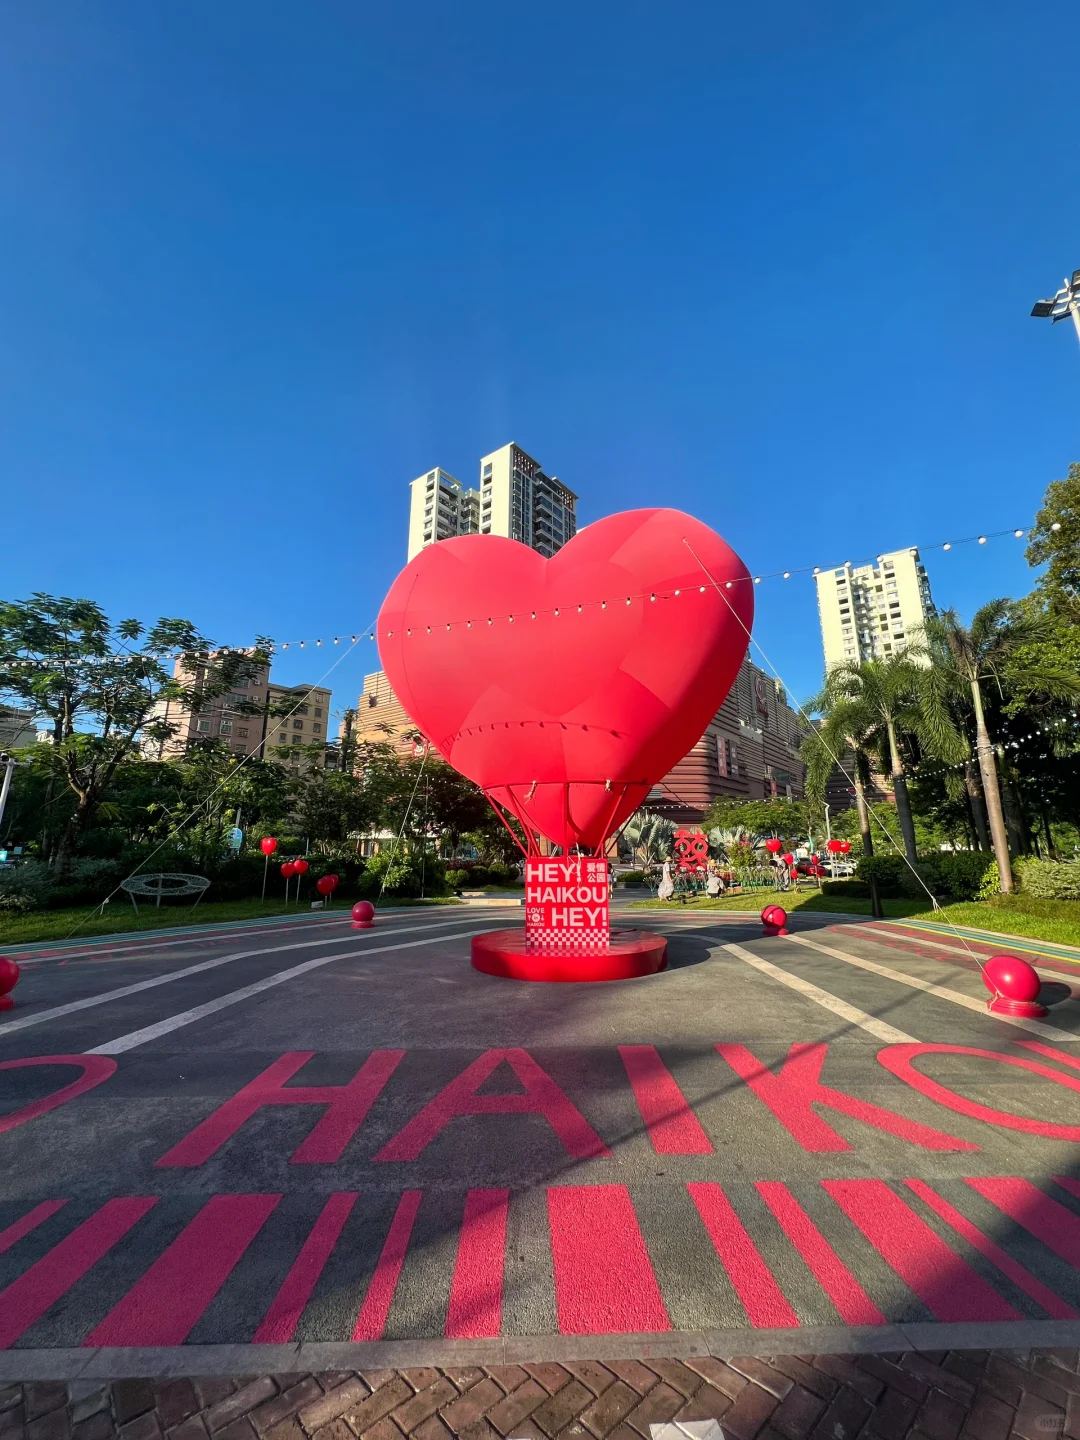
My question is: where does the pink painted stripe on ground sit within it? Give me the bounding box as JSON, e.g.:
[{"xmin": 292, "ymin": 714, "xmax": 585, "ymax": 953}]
[
  {"xmin": 0, "ymin": 1198, "xmax": 157, "ymax": 1349},
  {"xmin": 966, "ymin": 1177, "xmax": 1080, "ymax": 1268},
  {"xmin": 85, "ymin": 1194, "xmax": 280, "ymax": 1346},
  {"xmin": 0, "ymin": 1201, "xmax": 68, "ymax": 1255},
  {"xmin": 823, "ymin": 1179, "xmax": 1022, "ymax": 1322},
  {"xmin": 352, "ymin": 1190, "xmax": 423, "ymax": 1341},
  {"xmin": 618, "ymin": 1046, "xmax": 714, "ymax": 1154},
  {"xmin": 689, "ymin": 1182, "xmax": 799, "ymax": 1328},
  {"xmin": 445, "ymin": 1189, "xmax": 509, "ymax": 1338},
  {"xmin": 755, "ymin": 1181, "xmax": 885, "ymax": 1325},
  {"xmin": 547, "ymin": 1185, "xmax": 671, "ymax": 1335},
  {"xmin": 252, "ymin": 1192, "xmax": 358, "ymax": 1343},
  {"xmin": 905, "ymin": 1179, "xmax": 1077, "ymax": 1320}
]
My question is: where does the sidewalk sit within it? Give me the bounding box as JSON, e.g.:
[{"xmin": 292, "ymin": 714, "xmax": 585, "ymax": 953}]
[{"xmin": 4, "ymin": 1348, "xmax": 1076, "ymax": 1440}]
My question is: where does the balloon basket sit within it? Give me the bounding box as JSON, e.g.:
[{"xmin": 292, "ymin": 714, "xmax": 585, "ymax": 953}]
[
  {"xmin": 471, "ymin": 928, "xmax": 667, "ymax": 983},
  {"xmin": 987, "ymin": 994, "xmax": 1047, "ymax": 1018}
]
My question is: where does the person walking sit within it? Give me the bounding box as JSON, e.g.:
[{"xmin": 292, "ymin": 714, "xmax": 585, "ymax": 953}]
[{"xmin": 657, "ymin": 858, "xmax": 675, "ymax": 901}]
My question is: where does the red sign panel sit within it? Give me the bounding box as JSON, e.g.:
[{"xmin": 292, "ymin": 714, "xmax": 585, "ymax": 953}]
[{"xmin": 525, "ymin": 858, "xmax": 609, "ymax": 953}]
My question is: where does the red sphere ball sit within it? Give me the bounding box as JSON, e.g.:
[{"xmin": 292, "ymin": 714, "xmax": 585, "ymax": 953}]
[
  {"xmin": 0, "ymin": 956, "xmax": 20, "ymax": 997},
  {"xmin": 316, "ymin": 876, "xmax": 334, "ymax": 896},
  {"xmin": 293, "ymin": 858, "xmax": 310, "ymax": 875},
  {"xmin": 761, "ymin": 904, "xmax": 788, "ymax": 928},
  {"xmin": 983, "ymin": 954, "xmax": 1041, "ymax": 1003},
  {"xmin": 351, "ymin": 900, "xmax": 375, "ymax": 926},
  {"xmin": 765, "ymin": 838, "xmax": 782, "ymax": 854},
  {"xmin": 260, "ymin": 837, "xmax": 278, "ymax": 856}
]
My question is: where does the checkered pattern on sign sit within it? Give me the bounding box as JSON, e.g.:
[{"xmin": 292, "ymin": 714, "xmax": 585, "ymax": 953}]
[{"xmin": 526, "ymin": 927, "xmax": 611, "ymax": 952}]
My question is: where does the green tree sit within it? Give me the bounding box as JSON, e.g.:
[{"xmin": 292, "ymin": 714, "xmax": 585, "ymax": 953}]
[
  {"xmin": 0, "ymin": 594, "xmax": 270, "ymax": 870},
  {"xmin": 925, "ymin": 602, "xmax": 1080, "ymax": 892},
  {"xmin": 1026, "ymin": 461, "xmax": 1080, "ymax": 619},
  {"xmin": 811, "ymin": 654, "xmax": 964, "ymax": 865},
  {"xmin": 701, "ymin": 798, "xmax": 809, "ymax": 839}
]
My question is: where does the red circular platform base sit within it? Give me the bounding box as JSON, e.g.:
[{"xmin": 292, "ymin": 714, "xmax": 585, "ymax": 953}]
[
  {"xmin": 987, "ymin": 994, "xmax": 1048, "ymax": 1018},
  {"xmin": 471, "ymin": 928, "xmax": 668, "ymax": 982}
]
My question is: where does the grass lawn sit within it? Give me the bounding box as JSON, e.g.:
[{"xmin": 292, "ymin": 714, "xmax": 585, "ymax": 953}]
[
  {"xmin": 0, "ymin": 894, "xmax": 461, "ymax": 947},
  {"xmin": 628, "ymin": 887, "xmax": 1080, "ymax": 948}
]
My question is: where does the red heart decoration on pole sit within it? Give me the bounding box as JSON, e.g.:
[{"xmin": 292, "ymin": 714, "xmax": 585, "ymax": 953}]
[{"xmin": 378, "ymin": 508, "xmax": 752, "ymax": 851}]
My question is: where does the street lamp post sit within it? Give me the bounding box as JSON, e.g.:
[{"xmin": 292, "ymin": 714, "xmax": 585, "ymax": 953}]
[{"xmin": 1031, "ymin": 270, "xmax": 1080, "ymax": 346}]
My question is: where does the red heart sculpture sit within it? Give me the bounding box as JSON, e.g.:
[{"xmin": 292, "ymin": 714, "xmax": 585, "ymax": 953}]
[{"xmin": 378, "ymin": 508, "xmax": 752, "ymax": 850}]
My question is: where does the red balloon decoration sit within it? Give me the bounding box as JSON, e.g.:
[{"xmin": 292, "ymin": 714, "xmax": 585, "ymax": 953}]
[
  {"xmin": 826, "ymin": 839, "xmax": 842, "ymax": 853},
  {"xmin": 765, "ymin": 838, "xmax": 782, "ymax": 854},
  {"xmin": 838, "ymin": 840, "xmax": 852, "ymax": 854},
  {"xmin": 0, "ymin": 956, "xmax": 21, "ymax": 1012},
  {"xmin": 378, "ymin": 509, "xmax": 753, "ymax": 853},
  {"xmin": 982, "ymin": 954, "xmax": 1047, "ymax": 1017},
  {"xmin": 316, "ymin": 874, "xmax": 340, "ymax": 897},
  {"xmin": 260, "ymin": 837, "xmax": 278, "ymax": 856},
  {"xmin": 781, "ymin": 853, "xmax": 794, "ymax": 866},
  {"xmin": 351, "ymin": 900, "xmax": 375, "ymax": 929},
  {"xmin": 281, "ymin": 861, "xmax": 296, "ymax": 879},
  {"xmin": 761, "ymin": 904, "xmax": 789, "ymax": 937},
  {"xmin": 293, "ymin": 858, "xmax": 310, "ymax": 875}
]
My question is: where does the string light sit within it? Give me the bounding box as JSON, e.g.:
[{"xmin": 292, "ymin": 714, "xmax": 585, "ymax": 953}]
[{"xmin": 0, "ymin": 523, "xmax": 1048, "ymax": 669}]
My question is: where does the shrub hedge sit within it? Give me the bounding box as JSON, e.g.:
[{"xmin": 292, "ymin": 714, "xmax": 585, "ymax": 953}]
[{"xmin": 1015, "ymin": 857, "xmax": 1080, "ymax": 900}]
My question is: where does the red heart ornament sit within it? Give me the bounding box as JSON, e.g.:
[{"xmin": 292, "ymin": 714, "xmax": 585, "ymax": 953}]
[{"xmin": 378, "ymin": 508, "xmax": 752, "ymax": 850}]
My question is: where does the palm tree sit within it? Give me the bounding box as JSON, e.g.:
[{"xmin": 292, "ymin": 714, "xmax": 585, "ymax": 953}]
[
  {"xmin": 802, "ymin": 699, "xmax": 879, "ymax": 859},
  {"xmin": 812, "ymin": 653, "xmax": 965, "ymax": 865},
  {"xmin": 924, "ymin": 601, "xmax": 1080, "ymax": 893},
  {"xmin": 620, "ymin": 813, "xmax": 675, "ymax": 867}
]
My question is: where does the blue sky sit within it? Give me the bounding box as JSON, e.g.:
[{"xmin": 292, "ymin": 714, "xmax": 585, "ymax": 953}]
[{"xmin": 2, "ymin": 1, "xmax": 1078, "ymax": 727}]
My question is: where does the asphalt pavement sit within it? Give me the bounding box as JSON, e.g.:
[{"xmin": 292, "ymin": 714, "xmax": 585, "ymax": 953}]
[{"xmin": 3, "ymin": 901, "xmax": 1080, "ymax": 1376}]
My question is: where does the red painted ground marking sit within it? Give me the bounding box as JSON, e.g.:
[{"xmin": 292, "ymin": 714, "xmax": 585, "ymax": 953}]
[
  {"xmin": 445, "ymin": 1189, "xmax": 509, "ymax": 1339},
  {"xmin": 618, "ymin": 1046, "xmax": 713, "ymax": 1155},
  {"xmin": 252, "ymin": 1192, "xmax": 359, "ymax": 1343},
  {"xmin": 375, "ymin": 1049, "xmax": 610, "ymax": 1162},
  {"xmin": 965, "ymin": 1177, "xmax": 1080, "ymax": 1268},
  {"xmin": 878, "ymin": 1043, "xmax": 1080, "ymax": 1141},
  {"xmin": 85, "ymin": 1194, "xmax": 280, "ymax": 1346},
  {"xmin": 905, "ymin": 1179, "xmax": 1078, "ymax": 1319},
  {"xmin": 823, "ymin": 1179, "xmax": 1022, "ymax": 1322},
  {"xmin": 156, "ymin": 1049, "xmax": 406, "ymax": 1167},
  {"xmin": 0, "ymin": 1201, "xmax": 68, "ymax": 1255},
  {"xmin": 688, "ymin": 1182, "xmax": 799, "ymax": 1328},
  {"xmin": 547, "ymin": 1185, "xmax": 670, "ymax": 1334},
  {"xmin": 1056, "ymin": 1176, "xmax": 1080, "ymax": 1202},
  {"xmin": 716, "ymin": 1042, "xmax": 974, "ymax": 1153},
  {"xmin": 755, "ymin": 1181, "xmax": 885, "ymax": 1325},
  {"xmin": 352, "ymin": 1190, "xmax": 423, "ymax": 1341},
  {"xmin": 0, "ymin": 1056, "xmax": 117, "ymax": 1136},
  {"xmin": 0, "ymin": 1198, "xmax": 157, "ymax": 1349}
]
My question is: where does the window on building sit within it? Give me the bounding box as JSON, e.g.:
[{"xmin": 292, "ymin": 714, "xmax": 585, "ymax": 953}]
[
  {"xmin": 220, "ymin": 720, "xmax": 233, "ymax": 735},
  {"xmin": 483, "ymin": 463, "xmax": 492, "ymax": 476},
  {"xmin": 293, "ymin": 718, "xmax": 304, "ymax": 729},
  {"xmin": 313, "ymin": 722, "xmax": 321, "ymax": 733},
  {"xmin": 233, "ymin": 745, "xmax": 246, "ymax": 755},
  {"xmin": 314, "ymin": 707, "xmax": 323, "ymax": 717},
  {"xmin": 292, "ymin": 735, "xmax": 302, "ymax": 744},
  {"xmin": 236, "ymin": 727, "xmax": 248, "ymax": 738},
  {"xmin": 197, "ymin": 720, "xmax": 211, "ymax": 732}
]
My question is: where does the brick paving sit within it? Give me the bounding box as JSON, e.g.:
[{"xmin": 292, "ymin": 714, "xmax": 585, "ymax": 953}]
[{"xmin": 2, "ymin": 1350, "xmax": 1079, "ymax": 1440}]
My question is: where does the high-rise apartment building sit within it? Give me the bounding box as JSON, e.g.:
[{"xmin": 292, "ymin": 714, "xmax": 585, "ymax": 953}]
[
  {"xmin": 477, "ymin": 443, "xmax": 577, "ymax": 557},
  {"xmin": 815, "ymin": 548, "xmax": 935, "ymax": 671},
  {"xmin": 407, "ymin": 468, "xmax": 480, "ymax": 561},
  {"xmin": 406, "ymin": 443, "xmax": 577, "ymax": 561}
]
